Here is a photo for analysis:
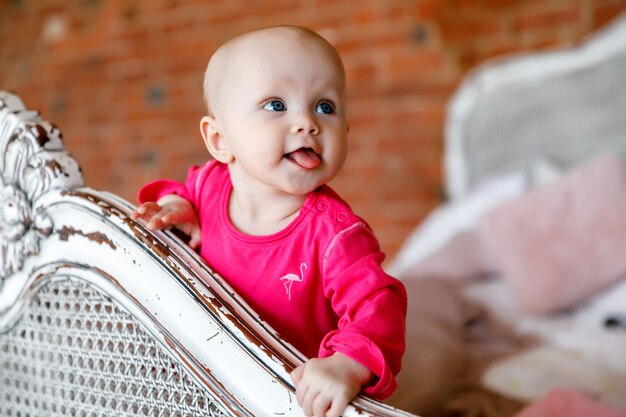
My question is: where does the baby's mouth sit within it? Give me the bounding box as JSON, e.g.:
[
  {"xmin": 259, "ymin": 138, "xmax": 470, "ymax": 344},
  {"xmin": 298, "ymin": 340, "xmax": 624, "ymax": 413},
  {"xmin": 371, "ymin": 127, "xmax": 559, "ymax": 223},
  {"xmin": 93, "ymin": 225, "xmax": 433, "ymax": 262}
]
[{"xmin": 284, "ymin": 147, "xmax": 321, "ymax": 169}]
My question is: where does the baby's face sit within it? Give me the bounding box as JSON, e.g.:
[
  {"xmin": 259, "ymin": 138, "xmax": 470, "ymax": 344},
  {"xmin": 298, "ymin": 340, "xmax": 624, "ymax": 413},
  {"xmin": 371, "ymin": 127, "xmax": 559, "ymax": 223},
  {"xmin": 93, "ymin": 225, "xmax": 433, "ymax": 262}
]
[{"xmin": 211, "ymin": 28, "xmax": 348, "ymax": 197}]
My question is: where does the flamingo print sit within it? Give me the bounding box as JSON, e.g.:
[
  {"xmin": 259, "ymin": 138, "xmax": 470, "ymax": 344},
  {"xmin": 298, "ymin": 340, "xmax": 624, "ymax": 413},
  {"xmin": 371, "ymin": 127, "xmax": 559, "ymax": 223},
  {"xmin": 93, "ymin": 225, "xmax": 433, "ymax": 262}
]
[{"xmin": 280, "ymin": 263, "xmax": 307, "ymax": 300}]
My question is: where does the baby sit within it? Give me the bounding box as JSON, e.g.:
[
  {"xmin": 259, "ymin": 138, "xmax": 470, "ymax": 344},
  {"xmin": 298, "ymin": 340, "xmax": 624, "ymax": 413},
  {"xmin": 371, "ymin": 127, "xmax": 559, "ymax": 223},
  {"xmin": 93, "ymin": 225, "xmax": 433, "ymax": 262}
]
[{"xmin": 131, "ymin": 25, "xmax": 406, "ymax": 417}]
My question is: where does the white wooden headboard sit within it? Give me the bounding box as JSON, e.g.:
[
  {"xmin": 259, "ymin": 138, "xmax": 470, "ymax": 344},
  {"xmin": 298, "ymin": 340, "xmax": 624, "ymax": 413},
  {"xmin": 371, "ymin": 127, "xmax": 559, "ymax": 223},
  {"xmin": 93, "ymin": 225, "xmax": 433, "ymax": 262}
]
[
  {"xmin": 445, "ymin": 11, "xmax": 626, "ymax": 201},
  {"xmin": 0, "ymin": 91, "xmax": 416, "ymax": 417}
]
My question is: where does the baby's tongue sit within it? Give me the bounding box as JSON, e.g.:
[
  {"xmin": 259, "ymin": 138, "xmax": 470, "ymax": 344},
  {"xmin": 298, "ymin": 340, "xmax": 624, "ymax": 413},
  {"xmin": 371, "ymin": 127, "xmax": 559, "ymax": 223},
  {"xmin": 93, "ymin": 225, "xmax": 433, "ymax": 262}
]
[{"xmin": 287, "ymin": 148, "xmax": 321, "ymax": 169}]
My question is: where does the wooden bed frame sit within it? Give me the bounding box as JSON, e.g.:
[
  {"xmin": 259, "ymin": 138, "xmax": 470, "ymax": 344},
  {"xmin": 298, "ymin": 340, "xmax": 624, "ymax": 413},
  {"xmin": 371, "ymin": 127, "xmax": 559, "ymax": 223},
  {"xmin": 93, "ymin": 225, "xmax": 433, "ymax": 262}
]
[
  {"xmin": 445, "ymin": 10, "xmax": 626, "ymax": 201},
  {"xmin": 0, "ymin": 91, "xmax": 415, "ymax": 416}
]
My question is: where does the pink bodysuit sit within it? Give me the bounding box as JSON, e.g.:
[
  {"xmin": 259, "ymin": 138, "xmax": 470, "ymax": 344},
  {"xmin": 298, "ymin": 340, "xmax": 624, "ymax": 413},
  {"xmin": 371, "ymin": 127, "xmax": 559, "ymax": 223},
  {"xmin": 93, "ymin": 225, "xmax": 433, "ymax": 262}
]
[{"xmin": 138, "ymin": 161, "xmax": 407, "ymax": 399}]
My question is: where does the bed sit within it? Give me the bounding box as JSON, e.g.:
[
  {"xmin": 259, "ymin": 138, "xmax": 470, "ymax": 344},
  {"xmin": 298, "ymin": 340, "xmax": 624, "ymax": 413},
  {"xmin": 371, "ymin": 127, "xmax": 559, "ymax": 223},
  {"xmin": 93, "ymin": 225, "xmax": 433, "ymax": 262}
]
[{"xmin": 387, "ymin": 9, "xmax": 626, "ymax": 417}]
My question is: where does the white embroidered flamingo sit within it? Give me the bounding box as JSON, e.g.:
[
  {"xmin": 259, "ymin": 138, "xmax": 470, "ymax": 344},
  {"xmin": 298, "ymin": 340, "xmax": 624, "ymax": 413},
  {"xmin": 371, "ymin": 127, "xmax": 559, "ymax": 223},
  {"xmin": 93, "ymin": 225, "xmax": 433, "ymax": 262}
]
[{"xmin": 280, "ymin": 262, "xmax": 307, "ymax": 300}]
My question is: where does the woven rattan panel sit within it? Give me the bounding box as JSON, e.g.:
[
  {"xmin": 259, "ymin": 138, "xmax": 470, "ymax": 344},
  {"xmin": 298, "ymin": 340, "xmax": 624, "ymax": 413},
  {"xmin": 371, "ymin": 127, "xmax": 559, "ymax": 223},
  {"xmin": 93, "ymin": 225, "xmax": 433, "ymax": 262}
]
[
  {"xmin": 0, "ymin": 277, "xmax": 231, "ymax": 417},
  {"xmin": 461, "ymin": 51, "xmax": 626, "ymax": 195}
]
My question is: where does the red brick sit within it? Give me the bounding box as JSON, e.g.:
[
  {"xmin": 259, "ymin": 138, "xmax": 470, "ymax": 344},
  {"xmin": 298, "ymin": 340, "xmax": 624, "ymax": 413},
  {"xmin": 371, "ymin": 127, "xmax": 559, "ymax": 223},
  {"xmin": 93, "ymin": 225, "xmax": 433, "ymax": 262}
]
[
  {"xmin": 593, "ymin": 2, "xmax": 626, "ymax": 27},
  {"xmin": 414, "ymin": 0, "xmax": 443, "ymax": 19},
  {"xmin": 515, "ymin": 6, "xmax": 582, "ymax": 31},
  {"xmin": 440, "ymin": 16, "xmax": 503, "ymax": 42},
  {"xmin": 388, "ymin": 49, "xmax": 448, "ymax": 75},
  {"xmin": 484, "ymin": 0, "xmax": 519, "ymax": 8}
]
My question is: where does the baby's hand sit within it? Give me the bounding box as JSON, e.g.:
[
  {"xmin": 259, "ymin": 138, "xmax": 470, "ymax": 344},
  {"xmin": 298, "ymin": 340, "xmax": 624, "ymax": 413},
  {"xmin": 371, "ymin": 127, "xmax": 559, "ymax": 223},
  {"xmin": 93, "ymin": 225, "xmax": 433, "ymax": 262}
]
[
  {"xmin": 290, "ymin": 353, "xmax": 372, "ymax": 417},
  {"xmin": 131, "ymin": 195, "xmax": 202, "ymax": 249}
]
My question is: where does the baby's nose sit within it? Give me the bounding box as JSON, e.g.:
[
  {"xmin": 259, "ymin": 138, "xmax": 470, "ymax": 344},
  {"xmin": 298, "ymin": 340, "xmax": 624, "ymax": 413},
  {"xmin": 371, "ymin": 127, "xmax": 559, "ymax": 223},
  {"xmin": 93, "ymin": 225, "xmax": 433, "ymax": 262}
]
[{"xmin": 290, "ymin": 114, "xmax": 319, "ymax": 135}]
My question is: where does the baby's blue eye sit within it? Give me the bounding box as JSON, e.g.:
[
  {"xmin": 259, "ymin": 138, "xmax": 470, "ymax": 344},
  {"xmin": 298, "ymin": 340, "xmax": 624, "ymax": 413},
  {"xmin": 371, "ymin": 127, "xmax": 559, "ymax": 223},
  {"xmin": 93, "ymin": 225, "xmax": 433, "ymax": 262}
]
[
  {"xmin": 316, "ymin": 101, "xmax": 334, "ymax": 115},
  {"xmin": 263, "ymin": 100, "xmax": 286, "ymax": 112}
]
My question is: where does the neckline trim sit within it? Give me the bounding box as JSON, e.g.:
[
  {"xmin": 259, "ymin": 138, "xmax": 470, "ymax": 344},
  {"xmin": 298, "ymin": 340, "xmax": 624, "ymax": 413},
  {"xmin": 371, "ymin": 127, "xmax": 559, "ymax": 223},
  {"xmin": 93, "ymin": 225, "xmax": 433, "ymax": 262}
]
[{"xmin": 219, "ymin": 174, "xmax": 318, "ymax": 243}]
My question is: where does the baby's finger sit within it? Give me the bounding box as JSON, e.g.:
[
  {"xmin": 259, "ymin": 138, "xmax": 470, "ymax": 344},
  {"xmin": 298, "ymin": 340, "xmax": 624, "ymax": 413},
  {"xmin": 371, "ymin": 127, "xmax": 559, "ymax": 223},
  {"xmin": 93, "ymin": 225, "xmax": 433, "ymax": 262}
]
[
  {"xmin": 146, "ymin": 216, "xmax": 167, "ymax": 230},
  {"xmin": 325, "ymin": 394, "xmax": 350, "ymax": 417},
  {"xmin": 302, "ymin": 386, "xmax": 321, "ymax": 417},
  {"xmin": 160, "ymin": 212, "xmax": 175, "ymax": 225},
  {"xmin": 142, "ymin": 202, "xmax": 160, "ymax": 212},
  {"xmin": 290, "ymin": 365, "xmax": 304, "ymax": 386},
  {"xmin": 159, "ymin": 205, "xmax": 188, "ymax": 226},
  {"xmin": 161, "ymin": 205, "xmax": 192, "ymax": 225},
  {"xmin": 132, "ymin": 202, "xmax": 160, "ymax": 220},
  {"xmin": 131, "ymin": 207, "xmax": 146, "ymax": 220},
  {"xmin": 301, "ymin": 395, "xmax": 313, "ymax": 416},
  {"xmin": 312, "ymin": 393, "xmax": 331, "ymax": 417},
  {"xmin": 188, "ymin": 227, "xmax": 202, "ymax": 249},
  {"xmin": 295, "ymin": 380, "xmax": 308, "ymax": 408}
]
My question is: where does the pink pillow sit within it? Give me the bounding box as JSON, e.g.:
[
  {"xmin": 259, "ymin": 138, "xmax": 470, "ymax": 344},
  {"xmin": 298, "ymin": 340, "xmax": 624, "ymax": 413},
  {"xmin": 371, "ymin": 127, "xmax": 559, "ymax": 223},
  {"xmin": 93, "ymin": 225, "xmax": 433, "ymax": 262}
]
[
  {"xmin": 477, "ymin": 153, "xmax": 626, "ymax": 314},
  {"xmin": 513, "ymin": 388, "xmax": 626, "ymax": 417},
  {"xmin": 400, "ymin": 231, "xmax": 497, "ymax": 283}
]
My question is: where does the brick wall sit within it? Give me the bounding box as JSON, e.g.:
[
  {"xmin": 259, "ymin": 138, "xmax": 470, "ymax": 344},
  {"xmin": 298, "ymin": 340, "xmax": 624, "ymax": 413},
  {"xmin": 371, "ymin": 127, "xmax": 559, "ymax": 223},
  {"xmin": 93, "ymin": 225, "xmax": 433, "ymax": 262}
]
[{"xmin": 1, "ymin": 0, "xmax": 625, "ymax": 261}]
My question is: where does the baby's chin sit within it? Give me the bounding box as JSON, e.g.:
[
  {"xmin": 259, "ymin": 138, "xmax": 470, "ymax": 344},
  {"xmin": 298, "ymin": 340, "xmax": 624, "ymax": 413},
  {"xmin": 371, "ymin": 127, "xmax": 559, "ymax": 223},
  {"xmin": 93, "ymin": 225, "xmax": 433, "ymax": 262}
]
[
  {"xmin": 281, "ymin": 177, "xmax": 329, "ymax": 196},
  {"xmin": 278, "ymin": 162, "xmax": 340, "ymax": 195},
  {"xmin": 283, "ymin": 185, "xmax": 322, "ymax": 196}
]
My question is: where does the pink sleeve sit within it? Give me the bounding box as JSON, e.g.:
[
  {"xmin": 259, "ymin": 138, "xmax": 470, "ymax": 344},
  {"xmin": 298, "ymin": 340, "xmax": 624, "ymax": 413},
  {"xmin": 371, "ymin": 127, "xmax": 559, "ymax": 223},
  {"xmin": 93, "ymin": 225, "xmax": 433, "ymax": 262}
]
[
  {"xmin": 319, "ymin": 222, "xmax": 407, "ymax": 400},
  {"xmin": 137, "ymin": 165, "xmax": 205, "ymax": 206}
]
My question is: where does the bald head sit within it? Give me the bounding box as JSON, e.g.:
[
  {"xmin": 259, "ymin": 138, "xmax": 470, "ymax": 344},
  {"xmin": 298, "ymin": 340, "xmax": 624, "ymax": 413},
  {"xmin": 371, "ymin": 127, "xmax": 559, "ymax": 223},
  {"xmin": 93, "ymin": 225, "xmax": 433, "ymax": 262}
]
[{"xmin": 203, "ymin": 26, "xmax": 345, "ymax": 117}]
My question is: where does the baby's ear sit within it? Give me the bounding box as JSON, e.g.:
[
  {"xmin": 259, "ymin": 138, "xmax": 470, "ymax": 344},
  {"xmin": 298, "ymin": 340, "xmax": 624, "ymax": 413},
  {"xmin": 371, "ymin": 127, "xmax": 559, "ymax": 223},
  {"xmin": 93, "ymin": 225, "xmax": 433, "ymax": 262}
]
[{"xmin": 200, "ymin": 115, "xmax": 233, "ymax": 163}]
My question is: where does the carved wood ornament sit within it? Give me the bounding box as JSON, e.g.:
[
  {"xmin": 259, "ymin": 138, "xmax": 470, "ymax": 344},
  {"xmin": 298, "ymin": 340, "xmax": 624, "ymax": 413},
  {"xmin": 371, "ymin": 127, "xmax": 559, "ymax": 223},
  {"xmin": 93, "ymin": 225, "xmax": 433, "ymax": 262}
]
[{"xmin": 0, "ymin": 92, "xmax": 83, "ymax": 281}]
